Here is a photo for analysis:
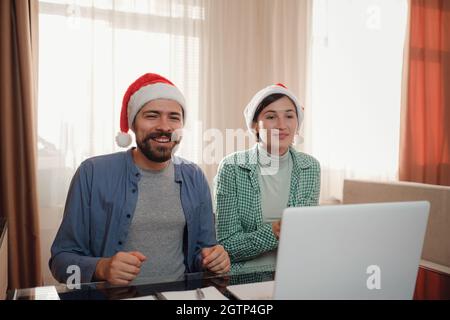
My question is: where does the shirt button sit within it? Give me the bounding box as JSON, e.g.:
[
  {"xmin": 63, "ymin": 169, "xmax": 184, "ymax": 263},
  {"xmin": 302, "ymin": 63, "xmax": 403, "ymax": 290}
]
[
  {"xmin": 126, "ymin": 214, "xmax": 131, "ymax": 218},
  {"xmin": 118, "ymin": 241, "xmax": 123, "ymax": 245},
  {"xmin": 135, "ymin": 173, "xmax": 140, "ymax": 177},
  {"xmin": 132, "ymin": 189, "xmax": 136, "ymax": 193}
]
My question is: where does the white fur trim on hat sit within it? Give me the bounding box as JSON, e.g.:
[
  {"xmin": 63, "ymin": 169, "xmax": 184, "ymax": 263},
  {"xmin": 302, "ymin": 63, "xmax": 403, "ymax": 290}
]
[
  {"xmin": 115, "ymin": 131, "xmax": 132, "ymax": 148},
  {"xmin": 127, "ymin": 83, "xmax": 186, "ymax": 130},
  {"xmin": 243, "ymin": 85, "xmax": 304, "ymax": 135}
]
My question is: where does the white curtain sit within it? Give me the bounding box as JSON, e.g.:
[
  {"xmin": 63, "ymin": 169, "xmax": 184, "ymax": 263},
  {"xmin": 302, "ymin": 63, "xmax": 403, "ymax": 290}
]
[
  {"xmin": 306, "ymin": 0, "xmax": 409, "ymax": 203},
  {"xmin": 199, "ymin": 0, "xmax": 312, "ymax": 184}
]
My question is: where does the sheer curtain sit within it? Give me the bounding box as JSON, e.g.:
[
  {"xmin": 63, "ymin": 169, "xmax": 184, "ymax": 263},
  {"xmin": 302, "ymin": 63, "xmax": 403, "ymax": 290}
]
[
  {"xmin": 37, "ymin": 0, "xmax": 204, "ymax": 284},
  {"xmin": 199, "ymin": 0, "xmax": 312, "ymax": 184},
  {"xmin": 306, "ymin": 0, "xmax": 409, "ymax": 203}
]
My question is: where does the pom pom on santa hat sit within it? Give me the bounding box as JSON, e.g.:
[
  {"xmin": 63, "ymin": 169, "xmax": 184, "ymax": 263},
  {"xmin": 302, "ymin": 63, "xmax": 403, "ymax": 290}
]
[{"xmin": 115, "ymin": 73, "xmax": 186, "ymax": 148}]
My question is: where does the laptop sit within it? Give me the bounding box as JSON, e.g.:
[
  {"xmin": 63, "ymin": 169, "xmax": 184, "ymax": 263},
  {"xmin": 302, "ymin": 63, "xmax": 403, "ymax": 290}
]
[{"xmin": 273, "ymin": 201, "xmax": 430, "ymax": 299}]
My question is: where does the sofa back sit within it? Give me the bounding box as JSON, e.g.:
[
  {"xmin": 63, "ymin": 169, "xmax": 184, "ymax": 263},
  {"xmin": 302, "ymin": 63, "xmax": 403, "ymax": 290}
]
[{"xmin": 343, "ymin": 179, "xmax": 450, "ymax": 268}]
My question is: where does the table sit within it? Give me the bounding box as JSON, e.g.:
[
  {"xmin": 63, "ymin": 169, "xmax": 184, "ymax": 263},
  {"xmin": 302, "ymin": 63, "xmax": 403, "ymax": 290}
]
[{"xmin": 8, "ymin": 265, "xmax": 276, "ymax": 300}]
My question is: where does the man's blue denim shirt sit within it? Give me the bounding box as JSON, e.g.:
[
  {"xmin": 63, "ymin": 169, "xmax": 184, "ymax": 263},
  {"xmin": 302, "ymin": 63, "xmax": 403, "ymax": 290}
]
[{"xmin": 49, "ymin": 148, "xmax": 217, "ymax": 283}]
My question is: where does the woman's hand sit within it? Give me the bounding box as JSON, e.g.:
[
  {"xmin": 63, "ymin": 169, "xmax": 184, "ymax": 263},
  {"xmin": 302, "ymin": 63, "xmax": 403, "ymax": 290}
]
[
  {"xmin": 272, "ymin": 220, "xmax": 281, "ymax": 240},
  {"xmin": 201, "ymin": 245, "xmax": 231, "ymax": 274}
]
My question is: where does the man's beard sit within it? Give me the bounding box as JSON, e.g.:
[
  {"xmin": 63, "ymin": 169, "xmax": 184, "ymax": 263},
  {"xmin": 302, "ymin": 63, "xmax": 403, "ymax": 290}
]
[{"xmin": 136, "ymin": 131, "xmax": 180, "ymax": 163}]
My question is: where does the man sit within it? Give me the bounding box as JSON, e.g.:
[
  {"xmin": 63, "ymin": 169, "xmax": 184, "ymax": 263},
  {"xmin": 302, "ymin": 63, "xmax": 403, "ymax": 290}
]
[{"xmin": 50, "ymin": 73, "xmax": 230, "ymax": 285}]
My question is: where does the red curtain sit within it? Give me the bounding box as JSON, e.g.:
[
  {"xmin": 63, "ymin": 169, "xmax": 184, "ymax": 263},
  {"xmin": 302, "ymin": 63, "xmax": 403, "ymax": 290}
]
[
  {"xmin": 400, "ymin": 0, "xmax": 450, "ymax": 300},
  {"xmin": 414, "ymin": 268, "xmax": 450, "ymax": 300},
  {"xmin": 400, "ymin": 0, "xmax": 450, "ymax": 186}
]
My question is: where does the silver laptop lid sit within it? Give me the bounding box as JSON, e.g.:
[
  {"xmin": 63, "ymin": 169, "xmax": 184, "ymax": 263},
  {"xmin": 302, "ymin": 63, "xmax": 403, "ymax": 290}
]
[{"xmin": 274, "ymin": 201, "xmax": 430, "ymax": 300}]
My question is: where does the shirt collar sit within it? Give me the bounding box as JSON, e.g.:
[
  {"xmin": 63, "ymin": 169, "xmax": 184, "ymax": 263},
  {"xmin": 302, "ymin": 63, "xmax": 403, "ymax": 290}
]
[{"xmin": 127, "ymin": 147, "xmax": 184, "ymax": 183}]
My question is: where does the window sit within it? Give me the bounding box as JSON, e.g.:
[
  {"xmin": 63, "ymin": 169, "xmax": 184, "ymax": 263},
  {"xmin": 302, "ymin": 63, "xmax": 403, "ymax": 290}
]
[{"xmin": 310, "ymin": 0, "xmax": 408, "ymax": 201}]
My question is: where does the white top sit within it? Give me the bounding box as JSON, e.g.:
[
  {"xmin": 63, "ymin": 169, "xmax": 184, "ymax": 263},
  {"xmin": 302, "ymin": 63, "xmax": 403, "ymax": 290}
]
[{"xmin": 242, "ymin": 144, "xmax": 293, "ymax": 269}]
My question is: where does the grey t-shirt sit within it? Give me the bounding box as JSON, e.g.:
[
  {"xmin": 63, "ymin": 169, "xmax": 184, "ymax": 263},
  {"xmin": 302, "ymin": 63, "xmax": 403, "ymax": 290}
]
[{"xmin": 123, "ymin": 161, "xmax": 186, "ymax": 282}]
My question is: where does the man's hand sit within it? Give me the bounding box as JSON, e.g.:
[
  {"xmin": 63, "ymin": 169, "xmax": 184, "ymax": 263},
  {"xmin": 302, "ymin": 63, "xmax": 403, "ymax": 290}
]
[
  {"xmin": 94, "ymin": 251, "xmax": 147, "ymax": 285},
  {"xmin": 272, "ymin": 220, "xmax": 281, "ymax": 240},
  {"xmin": 201, "ymin": 245, "xmax": 230, "ymax": 274}
]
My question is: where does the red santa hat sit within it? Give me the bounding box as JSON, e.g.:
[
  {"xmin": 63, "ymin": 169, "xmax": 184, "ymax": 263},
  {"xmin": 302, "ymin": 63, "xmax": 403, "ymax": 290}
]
[
  {"xmin": 115, "ymin": 73, "xmax": 186, "ymax": 148},
  {"xmin": 243, "ymin": 83, "xmax": 304, "ymax": 135}
]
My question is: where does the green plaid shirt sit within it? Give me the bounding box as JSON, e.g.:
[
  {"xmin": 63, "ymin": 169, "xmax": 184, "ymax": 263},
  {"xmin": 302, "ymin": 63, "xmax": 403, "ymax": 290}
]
[{"xmin": 214, "ymin": 145, "xmax": 321, "ymax": 269}]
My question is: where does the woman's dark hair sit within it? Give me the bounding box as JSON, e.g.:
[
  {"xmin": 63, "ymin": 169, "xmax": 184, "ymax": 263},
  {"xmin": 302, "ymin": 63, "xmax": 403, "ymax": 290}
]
[
  {"xmin": 252, "ymin": 94, "xmax": 297, "ymax": 123},
  {"xmin": 252, "ymin": 93, "xmax": 297, "ymax": 141}
]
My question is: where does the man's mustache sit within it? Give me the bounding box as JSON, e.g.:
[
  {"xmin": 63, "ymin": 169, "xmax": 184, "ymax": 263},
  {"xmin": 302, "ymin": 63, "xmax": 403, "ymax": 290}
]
[{"xmin": 143, "ymin": 131, "xmax": 181, "ymax": 143}]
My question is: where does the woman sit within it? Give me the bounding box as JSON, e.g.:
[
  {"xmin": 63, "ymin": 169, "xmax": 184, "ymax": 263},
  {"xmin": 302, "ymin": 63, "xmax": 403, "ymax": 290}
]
[{"xmin": 214, "ymin": 83, "xmax": 321, "ymax": 270}]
